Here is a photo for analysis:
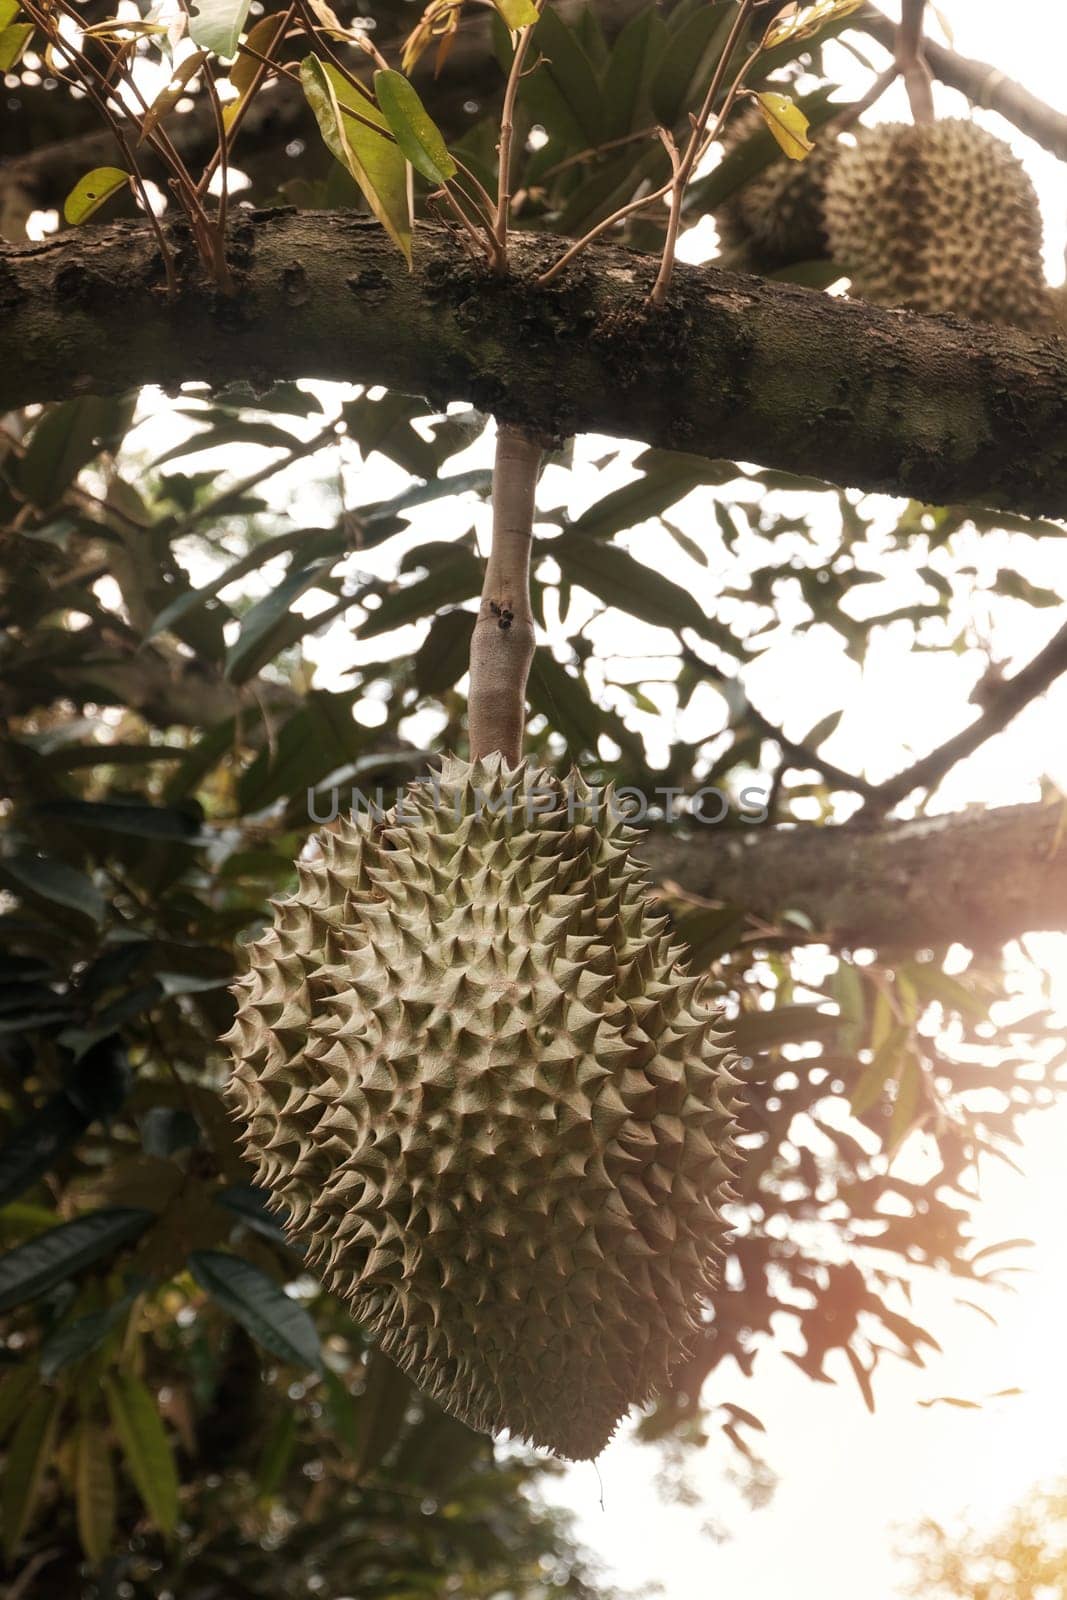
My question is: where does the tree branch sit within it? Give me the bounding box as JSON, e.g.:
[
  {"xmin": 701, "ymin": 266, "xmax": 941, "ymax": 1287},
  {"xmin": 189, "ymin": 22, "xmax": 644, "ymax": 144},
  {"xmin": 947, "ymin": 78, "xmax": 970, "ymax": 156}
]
[
  {"xmin": 4, "ymin": 214, "xmax": 1067, "ymax": 519},
  {"xmin": 857, "ymin": 5, "xmax": 1067, "ymax": 161},
  {"xmin": 638, "ymin": 800, "xmax": 1067, "ymax": 953}
]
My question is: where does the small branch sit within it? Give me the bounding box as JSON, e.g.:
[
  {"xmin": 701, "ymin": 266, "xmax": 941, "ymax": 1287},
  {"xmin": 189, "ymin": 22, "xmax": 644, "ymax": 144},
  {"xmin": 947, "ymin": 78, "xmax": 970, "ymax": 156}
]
[
  {"xmin": 467, "ymin": 425, "xmax": 542, "ymax": 765},
  {"xmin": 863, "ymin": 612, "xmax": 1067, "ymax": 812},
  {"xmin": 896, "ymin": 0, "xmax": 934, "ymax": 125},
  {"xmin": 494, "ymin": 14, "xmax": 540, "ymax": 266}
]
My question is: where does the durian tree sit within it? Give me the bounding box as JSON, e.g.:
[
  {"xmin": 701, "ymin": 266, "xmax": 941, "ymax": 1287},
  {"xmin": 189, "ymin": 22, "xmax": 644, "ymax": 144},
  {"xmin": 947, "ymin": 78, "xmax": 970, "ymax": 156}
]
[{"xmin": 2, "ymin": 0, "xmax": 1067, "ymax": 1591}]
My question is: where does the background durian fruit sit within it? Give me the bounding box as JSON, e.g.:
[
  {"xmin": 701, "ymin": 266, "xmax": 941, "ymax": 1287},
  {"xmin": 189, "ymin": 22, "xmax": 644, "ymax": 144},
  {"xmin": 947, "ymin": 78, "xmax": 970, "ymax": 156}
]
[
  {"xmin": 715, "ymin": 101, "xmax": 835, "ymax": 272},
  {"xmin": 224, "ymin": 756, "xmax": 741, "ymax": 1461},
  {"xmin": 822, "ymin": 119, "xmax": 1052, "ymax": 330}
]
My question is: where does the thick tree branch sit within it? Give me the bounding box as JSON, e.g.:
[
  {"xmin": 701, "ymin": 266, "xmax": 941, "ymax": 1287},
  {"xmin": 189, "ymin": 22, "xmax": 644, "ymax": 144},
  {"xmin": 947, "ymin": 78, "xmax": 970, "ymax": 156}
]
[
  {"xmin": 639, "ymin": 800, "xmax": 1067, "ymax": 953},
  {"xmin": 857, "ymin": 6, "xmax": 1067, "ymax": 161},
  {"xmin": 4, "ymin": 214, "xmax": 1067, "ymax": 520}
]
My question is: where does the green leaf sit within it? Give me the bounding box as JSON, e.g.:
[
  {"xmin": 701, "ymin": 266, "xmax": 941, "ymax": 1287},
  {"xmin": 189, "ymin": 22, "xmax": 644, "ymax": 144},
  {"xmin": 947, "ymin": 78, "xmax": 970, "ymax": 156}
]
[
  {"xmin": 2, "ymin": 1388, "xmax": 61, "ymax": 1562},
  {"xmin": 493, "ymin": 0, "xmax": 538, "ymax": 26},
  {"xmin": 188, "ymin": 0, "xmax": 251, "ymax": 57},
  {"xmin": 527, "ymin": 649, "xmax": 636, "ymax": 760},
  {"xmin": 322, "ymin": 1367, "xmax": 360, "ymax": 1456},
  {"xmin": 224, "ymin": 557, "xmax": 337, "ymax": 683},
  {"xmin": 360, "ymin": 551, "xmax": 483, "ymax": 639},
  {"xmin": 16, "ymin": 395, "xmax": 135, "ymax": 507},
  {"xmin": 523, "ymin": 6, "xmax": 605, "ymax": 147},
  {"xmin": 732, "ymin": 1004, "xmax": 840, "ymax": 1054},
  {"xmin": 555, "ymin": 535, "xmax": 727, "ymax": 645},
  {"xmin": 300, "ymin": 55, "xmax": 411, "ymax": 265},
  {"xmin": 568, "ymin": 458, "xmax": 732, "ymax": 540},
  {"xmin": 189, "ymin": 1249, "xmax": 324, "ymax": 1372},
  {"xmin": 0, "ymin": 1092, "xmax": 91, "ymax": 1209},
  {"xmin": 0, "ymin": 21, "xmax": 32, "ymax": 70},
  {"xmin": 256, "ymin": 1409, "xmax": 298, "ymax": 1498},
  {"xmin": 63, "ymin": 167, "xmax": 129, "ymax": 225},
  {"xmin": 75, "ymin": 1420, "xmax": 116, "ymax": 1565},
  {"xmin": 30, "ymin": 800, "xmax": 204, "ymax": 842},
  {"xmin": 1, "ymin": 854, "xmax": 105, "ymax": 923},
  {"xmin": 414, "ymin": 608, "xmax": 475, "ymax": 695},
  {"xmin": 850, "ymin": 1026, "xmax": 906, "ymax": 1117},
  {"xmin": 352, "ymin": 1347, "xmax": 413, "ymax": 1477},
  {"xmin": 0, "ymin": 1208, "xmax": 153, "ymax": 1313},
  {"xmin": 0, "ymin": 1367, "xmax": 36, "ymax": 1446},
  {"xmin": 650, "ymin": 1, "xmax": 732, "ymax": 125},
  {"xmin": 601, "ymin": 6, "xmax": 667, "ymax": 140},
  {"xmin": 39, "ymin": 1285, "xmax": 142, "ymax": 1380},
  {"xmin": 373, "ymin": 69, "xmax": 456, "ymax": 185},
  {"xmin": 887, "ymin": 1055, "xmax": 923, "ymax": 1153},
  {"xmin": 104, "ymin": 1372, "xmax": 179, "ymax": 1536},
  {"xmin": 236, "ymin": 689, "xmax": 367, "ymax": 812}
]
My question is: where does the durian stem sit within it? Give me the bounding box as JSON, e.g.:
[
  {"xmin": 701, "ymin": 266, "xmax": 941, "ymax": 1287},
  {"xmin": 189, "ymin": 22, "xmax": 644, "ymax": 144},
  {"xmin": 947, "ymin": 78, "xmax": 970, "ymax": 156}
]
[
  {"xmin": 898, "ymin": 0, "xmax": 935, "ymax": 125},
  {"xmin": 467, "ymin": 424, "xmax": 541, "ymax": 766}
]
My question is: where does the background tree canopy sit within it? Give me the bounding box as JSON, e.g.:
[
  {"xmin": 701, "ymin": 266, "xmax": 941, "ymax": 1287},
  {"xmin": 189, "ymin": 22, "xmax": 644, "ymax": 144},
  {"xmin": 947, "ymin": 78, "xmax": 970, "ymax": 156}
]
[{"xmin": 1, "ymin": 0, "xmax": 1066, "ymax": 1594}]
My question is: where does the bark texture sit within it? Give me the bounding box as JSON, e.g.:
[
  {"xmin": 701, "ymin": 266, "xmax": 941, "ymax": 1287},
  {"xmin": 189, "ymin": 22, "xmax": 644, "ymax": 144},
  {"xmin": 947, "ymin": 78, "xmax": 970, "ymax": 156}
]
[
  {"xmin": 638, "ymin": 800, "xmax": 1067, "ymax": 953},
  {"xmin": 4, "ymin": 213, "xmax": 1067, "ymax": 519}
]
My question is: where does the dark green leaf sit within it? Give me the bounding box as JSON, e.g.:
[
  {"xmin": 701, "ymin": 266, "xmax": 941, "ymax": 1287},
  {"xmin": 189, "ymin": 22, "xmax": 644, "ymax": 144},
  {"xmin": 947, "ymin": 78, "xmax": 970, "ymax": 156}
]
[
  {"xmin": 0, "ymin": 1208, "xmax": 153, "ymax": 1313},
  {"xmin": 189, "ymin": 1249, "xmax": 324, "ymax": 1372}
]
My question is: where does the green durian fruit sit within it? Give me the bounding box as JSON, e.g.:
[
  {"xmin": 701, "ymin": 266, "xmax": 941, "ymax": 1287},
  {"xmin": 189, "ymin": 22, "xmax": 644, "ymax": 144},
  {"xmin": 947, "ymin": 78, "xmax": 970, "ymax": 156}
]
[
  {"xmin": 823, "ymin": 119, "xmax": 1052, "ymax": 330},
  {"xmin": 223, "ymin": 756, "xmax": 741, "ymax": 1460}
]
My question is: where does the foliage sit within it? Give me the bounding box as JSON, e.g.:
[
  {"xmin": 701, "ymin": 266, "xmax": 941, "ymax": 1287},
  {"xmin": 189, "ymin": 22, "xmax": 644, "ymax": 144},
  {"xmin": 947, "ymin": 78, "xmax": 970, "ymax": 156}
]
[
  {"xmin": 901, "ymin": 1479, "xmax": 1067, "ymax": 1599},
  {"xmin": 0, "ymin": 0, "xmax": 1065, "ymax": 1592}
]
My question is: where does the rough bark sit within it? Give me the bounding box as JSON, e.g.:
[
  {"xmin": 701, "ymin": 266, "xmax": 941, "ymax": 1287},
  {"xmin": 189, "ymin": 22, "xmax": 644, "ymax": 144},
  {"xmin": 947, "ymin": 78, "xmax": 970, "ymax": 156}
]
[
  {"xmin": 4, "ymin": 213, "xmax": 1067, "ymax": 520},
  {"xmin": 638, "ymin": 800, "xmax": 1067, "ymax": 953}
]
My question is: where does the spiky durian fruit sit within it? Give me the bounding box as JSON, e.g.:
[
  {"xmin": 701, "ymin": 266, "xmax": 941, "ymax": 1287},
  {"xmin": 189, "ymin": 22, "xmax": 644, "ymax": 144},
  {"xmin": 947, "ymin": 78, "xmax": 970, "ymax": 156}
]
[
  {"xmin": 715, "ymin": 103, "xmax": 836, "ymax": 272},
  {"xmin": 823, "ymin": 119, "xmax": 1051, "ymax": 329},
  {"xmin": 224, "ymin": 756, "xmax": 741, "ymax": 1460}
]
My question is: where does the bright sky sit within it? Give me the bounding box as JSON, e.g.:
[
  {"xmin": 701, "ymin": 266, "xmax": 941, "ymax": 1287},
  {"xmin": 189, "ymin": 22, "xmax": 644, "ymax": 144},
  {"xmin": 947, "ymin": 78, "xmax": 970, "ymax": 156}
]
[{"xmin": 108, "ymin": 4, "xmax": 1067, "ymax": 1594}]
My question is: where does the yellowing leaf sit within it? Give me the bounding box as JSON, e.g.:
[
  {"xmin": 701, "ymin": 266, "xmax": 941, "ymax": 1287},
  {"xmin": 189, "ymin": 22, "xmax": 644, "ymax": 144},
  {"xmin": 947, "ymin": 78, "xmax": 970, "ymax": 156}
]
[
  {"xmin": 104, "ymin": 1372, "xmax": 179, "ymax": 1537},
  {"xmin": 300, "ymin": 54, "xmax": 412, "ymax": 266},
  {"xmin": 63, "ymin": 167, "xmax": 130, "ymax": 225},
  {"xmin": 764, "ymin": 0, "xmax": 862, "ymax": 48},
  {"xmin": 373, "ymin": 68, "xmax": 456, "ymax": 185},
  {"xmin": 225, "ymin": 11, "xmax": 286, "ymax": 124},
  {"xmin": 140, "ymin": 51, "xmax": 209, "ymax": 143},
  {"xmin": 493, "ymin": 0, "xmax": 539, "ymax": 27},
  {"xmin": 755, "ymin": 91, "xmax": 814, "ymax": 161},
  {"xmin": 75, "ymin": 1421, "xmax": 115, "ymax": 1566},
  {"xmin": 0, "ymin": 21, "xmax": 33, "ymax": 69},
  {"xmin": 2, "ymin": 1389, "xmax": 61, "ymax": 1562}
]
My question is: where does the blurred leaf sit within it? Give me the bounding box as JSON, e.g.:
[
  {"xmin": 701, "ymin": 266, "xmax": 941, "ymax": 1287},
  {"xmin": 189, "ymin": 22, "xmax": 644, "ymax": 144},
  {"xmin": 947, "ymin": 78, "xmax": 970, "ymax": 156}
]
[
  {"xmin": 360, "ymin": 551, "xmax": 483, "ymax": 639},
  {"xmin": 224, "ymin": 558, "xmax": 338, "ymax": 683},
  {"xmin": 75, "ymin": 1418, "xmax": 116, "ymax": 1564},
  {"xmin": 189, "ymin": 1249, "xmax": 324, "ymax": 1373},
  {"xmin": 104, "ymin": 1372, "xmax": 179, "ymax": 1536},
  {"xmin": 2, "ymin": 1387, "xmax": 61, "ymax": 1561},
  {"xmin": 414, "ymin": 608, "xmax": 475, "ymax": 695},
  {"xmin": 188, "ymin": 0, "xmax": 251, "ymax": 57},
  {"xmin": 850, "ymin": 1026, "xmax": 905, "ymax": 1116},
  {"xmin": 15, "ymin": 396, "xmax": 134, "ymax": 507}
]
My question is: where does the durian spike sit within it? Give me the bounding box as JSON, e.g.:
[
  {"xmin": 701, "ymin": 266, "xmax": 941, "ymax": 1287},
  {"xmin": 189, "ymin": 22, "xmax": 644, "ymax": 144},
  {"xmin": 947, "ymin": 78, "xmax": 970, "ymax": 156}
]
[{"xmin": 467, "ymin": 423, "xmax": 541, "ymax": 766}]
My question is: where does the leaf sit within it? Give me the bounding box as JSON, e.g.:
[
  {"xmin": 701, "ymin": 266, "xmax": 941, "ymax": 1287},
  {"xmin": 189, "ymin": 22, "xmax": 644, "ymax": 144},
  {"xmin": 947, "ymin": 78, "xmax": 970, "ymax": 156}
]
[
  {"xmin": 0, "ymin": 1208, "xmax": 153, "ymax": 1314},
  {"xmin": 15, "ymin": 395, "xmax": 135, "ymax": 506},
  {"xmin": 39, "ymin": 1285, "xmax": 142, "ymax": 1380},
  {"xmin": 755, "ymin": 91, "xmax": 814, "ymax": 160},
  {"xmin": 140, "ymin": 53, "xmax": 209, "ymax": 142},
  {"xmin": 493, "ymin": 0, "xmax": 538, "ymax": 26},
  {"xmin": 353, "ymin": 1347, "xmax": 413, "ymax": 1477},
  {"xmin": 214, "ymin": 1185, "xmax": 295, "ymax": 1247},
  {"xmin": 300, "ymin": 55, "xmax": 411, "ymax": 265},
  {"xmin": 0, "ymin": 855, "xmax": 105, "ymax": 923},
  {"xmin": 887, "ymin": 1055, "xmax": 923, "ymax": 1154},
  {"xmin": 523, "ymin": 5, "xmax": 605, "ymax": 147},
  {"xmin": 189, "ymin": 1249, "xmax": 324, "ymax": 1372},
  {"xmin": 527, "ymin": 649, "xmax": 637, "ymax": 760},
  {"xmin": 650, "ymin": 1, "xmax": 732, "ymax": 125},
  {"xmin": 256, "ymin": 1409, "xmax": 297, "ymax": 1498},
  {"xmin": 226, "ymin": 10, "xmax": 285, "ymax": 112},
  {"xmin": 75, "ymin": 1420, "xmax": 116, "ymax": 1565},
  {"xmin": 30, "ymin": 800, "xmax": 204, "ymax": 842},
  {"xmin": 602, "ymin": 6, "xmax": 666, "ymax": 141},
  {"xmin": 322, "ymin": 1367, "xmax": 360, "ymax": 1455},
  {"xmin": 236, "ymin": 689, "xmax": 367, "ymax": 812},
  {"xmin": 104, "ymin": 1373, "xmax": 179, "ymax": 1536},
  {"xmin": 569, "ymin": 457, "xmax": 731, "ymax": 540},
  {"xmin": 849, "ymin": 1026, "xmax": 905, "ymax": 1116},
  {"xmin": 63, "ymin": 167, "xmax": 129, "ymax": 225},
  {"xmin": 0, "ymin": 21, "xmax": 32, "ymax": 70},
  {"xmin": 374, "ymin": 69, "xmax": 456, "ymax": 185},
  {"xmin": 0, "ymin": 1367, "xmax": 37, "ymax": 1446},
  {"xmin": 731, "ymin": 1004, "xmax": 840, "ymax": 1054},
  {"xmin": 188, "ymin": 0, "xmax": 251, "ymax": 57},
  {"xmin": 414, "ymin": 608, "xmax": 475, "ymax": 695},
  {"xmin": 224, "ymin": 557, "xmax": 337, "ymax": 683},
  {"xmin": 0, "ymin": 1091, "xmax": 91, "ymax": 1209},
  {"xmin": 555, "ymin": 535, "xmax": 729, "ymax": 647},
  {"xmin": 360, "ymin": 551, "xmax": 483, "ymax": 638},
  {"xmin": 2, "ymin": 1388, "xmax": 61, "ymax": 1561}
]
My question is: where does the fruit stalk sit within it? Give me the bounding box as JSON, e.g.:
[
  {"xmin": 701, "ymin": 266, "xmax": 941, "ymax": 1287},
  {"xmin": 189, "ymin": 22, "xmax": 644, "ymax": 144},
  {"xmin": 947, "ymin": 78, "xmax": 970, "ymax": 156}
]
[{"xmin": 467, "ymin": 423, "xmax": 541, "ymax": 765}]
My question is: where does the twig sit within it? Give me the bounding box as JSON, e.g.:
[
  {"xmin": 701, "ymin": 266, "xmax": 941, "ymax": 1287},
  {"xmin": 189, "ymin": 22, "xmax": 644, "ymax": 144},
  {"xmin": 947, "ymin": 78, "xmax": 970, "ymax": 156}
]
[
  {"xmin": 494, "ymin": 11, "xmax": 540, "ymax": 267},
  {"xmin": 467, "ymin": 425, "xmax": 541, "ymax": 765},
  {"xmin": 199, "ymin": 4, "xmax": 298, "ymax": 196},
  {"xmin": 650, "ymin": 0, "xmax": 757, "ymax": 306}
]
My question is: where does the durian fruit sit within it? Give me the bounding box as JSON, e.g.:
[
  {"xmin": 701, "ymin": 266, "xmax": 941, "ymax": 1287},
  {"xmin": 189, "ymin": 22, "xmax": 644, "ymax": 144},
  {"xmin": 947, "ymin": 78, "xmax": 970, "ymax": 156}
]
[
  {"xmin": 823, "ymin": 118, "xmax": 1051, "ymax": 330},
  {"xmin": 715, "ymin": 102, "xmax": 837, "ymax": 272},
  {"xmin": 224, "ymin": 756, "xmax": 741, "ymax": 1460}
]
